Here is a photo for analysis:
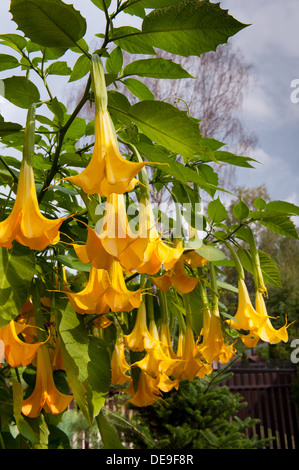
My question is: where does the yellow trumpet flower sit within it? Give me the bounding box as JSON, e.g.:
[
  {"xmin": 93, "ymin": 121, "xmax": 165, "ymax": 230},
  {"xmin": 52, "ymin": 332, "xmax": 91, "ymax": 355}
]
[
  {"xmin": 254, "ymin": 291, "xmax": 289, "ymax": 345},
  {"xmin": 66, "ymin": 259, "xmax": 142, "ymax": 315},
  {"xmin": 172, "ymin": 323, "xmax": 212, "ymax": 381},
  {"xmin": 124, "ymin": 300, "xmax": 157, "ymax": 352},
  {"xmin": 65, "ymin": 111, "xmax": 147, "ymax": 197},
  {"xmin": 65, "ymin": 264, "xmax": 111, "ymax": 315},
  {"xmin": 126, "ymin": 370, "xmax": 161, "ymax": 407},
  {"xmin": 182, "ymin": 249, "xmax": 208, "ymax": 269},
  {"xmin": 152, "ymin": 251, "xmax": 198, "ymax": 294},
  {"xmin": 73, "ymin": 223, "xmax": 114, "ymax": 271},
  {"xmin": 227, "ymin": 279, "xmax": 263, "ymax": 336},
  {"xmin": 99, "ymin": 193, "xmax": 150, "ymax": 271},
  {"xmin": 0, "ymin": 318, "xmax": 45, "ymax": 367},
  {"xmin": 64, "ymin": 55, "xmax": 148, "ymax": 197},
  {"xmin": 22, "ymin": 345, "xmax": 73, "ymax": 418},
  {"xmin": 132, "ymin": 317, "xmax": 181, "ymax": 379},
  {"xmin": 104, "ymin": 258, "xmax": 142, "ymax": 312},
  {"xmin": 136, "ymin": 200, "xmax": 184, "ymax": 275},
  {"xmin": 198, "ymin": 307, "xmax": 235, "ymax": 365},
  {"xmin": 0, "ymin": 104, "xmax": 67, "ymax": 250},
  {"xmin": 111, "ymin": 338, "xmax": 132, "ymax": 386}
]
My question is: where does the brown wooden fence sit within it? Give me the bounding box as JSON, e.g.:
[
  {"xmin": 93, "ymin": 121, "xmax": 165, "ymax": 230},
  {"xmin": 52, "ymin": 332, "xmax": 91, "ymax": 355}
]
[{"xmin": 223, "ymin": 365, "xmax": 299, "ymax": 449}]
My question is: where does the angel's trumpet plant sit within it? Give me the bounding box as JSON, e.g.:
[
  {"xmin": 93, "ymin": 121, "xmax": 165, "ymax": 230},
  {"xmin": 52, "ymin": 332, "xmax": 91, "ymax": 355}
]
[
  {"xmin": 64, "ymin": 54, "xmax": 148, "ymax": 197},
  {"xmin": 246, "ymin": 228, "xmax": 290, "ymax": 345},
  {"xmin": 111, "ymin": 336, "xmax": 132, "ymax": 386},
  {"xmin": 65, "ymin": 259, "xmax": 142, "ymax": 315},
  {"xmin": 197, "ymin": 269, "xmax": 235, "ymax": 365},
  {"xmin": 124, "ymin": 298, "xmax": 157, "ymax": 352},
  {"xmin": 224, "ymin": 242, "xmax": 264, "ymax": 345},
  {"xmin": 0, "ymin": 104, "xmax": 67, "ymax": 250},
  {"xmin": 0, "ymin": 317, "xmax": 46, "ymax": 368},
  {"xmin": 22, "ymin": 344, "xmax": 73, "ymax": 418}
]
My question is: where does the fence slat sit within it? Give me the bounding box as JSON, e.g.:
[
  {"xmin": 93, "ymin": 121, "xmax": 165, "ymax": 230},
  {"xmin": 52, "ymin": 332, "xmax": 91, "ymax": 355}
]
[{"xmin": 225, "ymin": 366, "xmax": 299, "ymax": 449}]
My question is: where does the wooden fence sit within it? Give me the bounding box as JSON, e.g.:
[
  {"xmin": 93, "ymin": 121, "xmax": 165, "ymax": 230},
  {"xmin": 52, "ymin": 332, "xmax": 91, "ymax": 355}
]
[{"xmin": 223, "ymin": 365, "xmax": 299, "ymax": 449}]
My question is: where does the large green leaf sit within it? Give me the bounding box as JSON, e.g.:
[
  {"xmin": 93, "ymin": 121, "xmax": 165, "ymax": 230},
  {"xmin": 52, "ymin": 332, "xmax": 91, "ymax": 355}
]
[
  {"xmin": 0, "ymin": 243, "xmax": 37, "ymax": 327},
  {"xmin": 2, "ymin": 76, "xmax": 40, "ymax": 109},
  {"xmin": 96, "ymin": 410, "xmax": 124, "ymax": 449},
  {"xmin": 122, "ymin": 57, "xmax": 193, "ymax": 79},
  {"xmin": 266, "ymin": 200, "xmax": 299, "ymax": 216},
  {"xmin": 56, "ymin": 299, "xmax": 111, "ymax": 425},
  {"xmin": 110, "ymin": 99, "xmax": 215, "ymax": 162},
  {"xmin": 113, "ymin": 0, "xmax": 247, "ymax": 57},
  {"xmin": 9, "ymin": 0, "xmax": 87, "ymax": 49},
  {"xmin": 259, "ymin": 216, "xmax": 299, "ymax": 239}
]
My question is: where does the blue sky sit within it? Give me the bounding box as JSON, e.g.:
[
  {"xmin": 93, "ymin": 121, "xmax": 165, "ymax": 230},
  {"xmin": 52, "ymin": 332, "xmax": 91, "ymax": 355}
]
[
  {"xmin": 219, "ymin": 0, "xmax": 299, "ymax": 208},
  {"xmin": 0, "ymin": 0, "xmax": 298, "ymax": 211}
]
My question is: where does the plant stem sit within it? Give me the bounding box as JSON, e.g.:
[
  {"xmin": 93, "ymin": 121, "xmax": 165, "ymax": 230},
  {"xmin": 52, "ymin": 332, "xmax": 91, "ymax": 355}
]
[{"xmin": 37, "ymin": 75, "xmax": 92, "ymax": 202}]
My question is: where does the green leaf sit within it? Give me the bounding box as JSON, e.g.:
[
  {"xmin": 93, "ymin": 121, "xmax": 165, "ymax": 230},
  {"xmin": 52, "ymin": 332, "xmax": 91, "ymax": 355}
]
[
  {"xmin": 12, "ymin": 380, "xmax": 23, "ymax": 426},
  {"xmin": 138, "ymin": 0, "xmax": 247, "ymax": 57},
  {"xmin": 0, "ymin": 121, "xmax": 23, "ymax": 137},
  {"xmin": 0, "ymin": 244, "xmax": 37, "ymax": 327},
  {"xmin": 122, "ymin": 78, "xmax": 154, "ymax": 101},
  {"xmin": 238, "ymin": 249, "xmax": 282, "ymax": 288},
  {"xmin": 112, "ymin": 26, "xmax": 156, "ymax": 55},
  {"xmin": 254, "ymin": 197, "xmax": 267, "ymax": 210},
  {"xmin": 266, "ymin": 200, "xmax": 299, "ymax": 216},
  {"xmin": 125, "ymin": 0, "xmax": 184, "ymax": 8},
  {"xmin": 2, "ymin": 76, "xmax": 40, "ymax": 109},
  {"xmin": 110, "ymin": 100, "xmax": 214, "ymax": 162},
  {"xmin": 45, "ymin": 61, "xmax": 72, "ymax": 76},
  {"xmin": 47, "ymin": 97, "xmax": 66, "ymax": 126},
  {"xmin": 10, "ymin": 0, "xmax": 87, "ymax": 49},
  {"xmin": 0, "ymin": 33, "xmax": 27, "ymax": 52},
  {"xmin": 106, "ymin": 46, "xmax": 123, "ymax": 75},
  {"xmin": 213, "ymin": 150, "xmax": 258, "ymax": 168},
  {"xmin": 68, "ymin": 54, "xmax": 90, "ymax": 82},
  {"xmin": 17, "ymin": 414, "xmax": 49, "ymax": 448},
  {"xmin": 195, "ymin": 244, "xmax": 226, "ymax": 262},
  {"xmin": 90, "ymin": 0, "xmax": 111, "ymax": 11},
  {"xmin": 0, "ymin": 54, "xmax": 19, "ymax": 71},
  {"xmin": 207, "ymin": 197, "xmax": 228, "ymax": 223},
  {"xmin": 135, "ymin": 141, "xmax": 220, "ymax": 193},
  {"xmin": 122, "ymin": 57, "xmax": 193, "ymax": 79},
  {"xmin": 56, "ymin": 299, "xmax": 111, "ymax": 424},
  {"xmin": 233, "ymin": 200, "xmax": 249, "ymax": 220},
  {"xmin": 259, "ymin": 216, "xmax": 299, "ymax": 239},
  {"xmin": 96, "ymin": 410, "xmax": 124, "ymax": 449}
]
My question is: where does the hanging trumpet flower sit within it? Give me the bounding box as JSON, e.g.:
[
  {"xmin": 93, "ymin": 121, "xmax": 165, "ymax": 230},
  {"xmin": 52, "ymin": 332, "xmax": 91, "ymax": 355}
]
[
  {"xmin": 65, "ymin": 259, "xmax": 142, "ymax": 315},
  {"xmin": 22, "ymin": 344, "xmax": 73, "ymax": 418},
  {"xmin": 197, "ymin": 269, "xmax": 236, "ymax": 365},
  {"xmin": 0, "ymin": 104, "xmax": 67, "ymax": 250},
  {"xmin": 64, "ymin": 54, "xmax": 148, "ymax": 197}
]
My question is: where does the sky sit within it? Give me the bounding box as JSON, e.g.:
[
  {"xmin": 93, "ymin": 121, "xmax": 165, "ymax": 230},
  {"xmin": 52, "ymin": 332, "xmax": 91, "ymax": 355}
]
[{"xmin": 0, "ymin": 0, "xmax": 298, "ymax": 211}]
